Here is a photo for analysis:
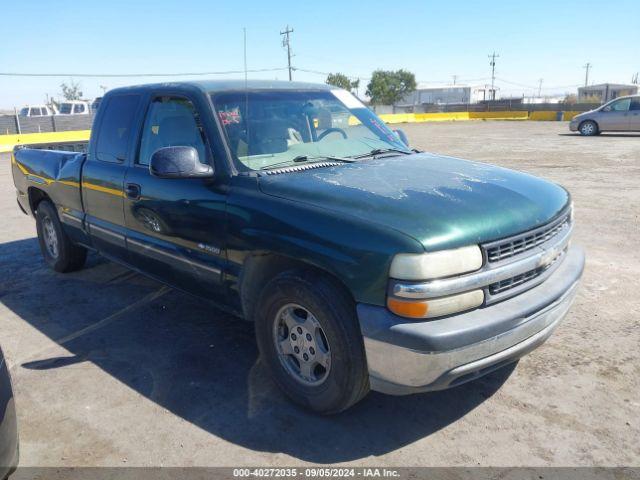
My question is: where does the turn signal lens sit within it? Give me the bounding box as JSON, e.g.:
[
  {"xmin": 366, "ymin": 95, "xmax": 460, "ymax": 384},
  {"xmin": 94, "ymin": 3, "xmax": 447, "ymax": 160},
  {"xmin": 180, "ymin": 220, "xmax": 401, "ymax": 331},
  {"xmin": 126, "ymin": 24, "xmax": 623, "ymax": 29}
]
[
  {"xmin": 387, "ymin": 290, "xmax": 484, "ymax": 319},
  {"xmin": 387, "ymin": 297, "xmax": 429, "ymax": 319}
]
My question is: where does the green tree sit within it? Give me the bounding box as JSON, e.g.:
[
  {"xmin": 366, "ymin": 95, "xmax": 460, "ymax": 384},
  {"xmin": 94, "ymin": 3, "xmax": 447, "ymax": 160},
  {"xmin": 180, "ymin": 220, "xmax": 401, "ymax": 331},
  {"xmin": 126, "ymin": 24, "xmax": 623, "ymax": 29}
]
[
  {"xmin": 366, "ymin": 69, "xmax": 417, "ymax": 105},
  {"xmin": 325, "ymin": 73, "xmax": 360, "ymax": 93},
  {"xmin": 60, "ymin": 80, "xmax": 83, "ymax": 101}
]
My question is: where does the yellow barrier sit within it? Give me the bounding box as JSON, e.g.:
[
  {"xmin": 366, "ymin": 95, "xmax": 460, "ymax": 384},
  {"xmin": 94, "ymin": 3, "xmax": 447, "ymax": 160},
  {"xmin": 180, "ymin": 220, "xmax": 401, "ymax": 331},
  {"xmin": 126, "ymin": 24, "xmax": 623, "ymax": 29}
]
[
  {"xmin": 469, "ymin": 111, "xmax": 529, "ymax": 120},
  {"xmin": 0, "ymin": 130, "xmax": 91, "ymax": 153}
]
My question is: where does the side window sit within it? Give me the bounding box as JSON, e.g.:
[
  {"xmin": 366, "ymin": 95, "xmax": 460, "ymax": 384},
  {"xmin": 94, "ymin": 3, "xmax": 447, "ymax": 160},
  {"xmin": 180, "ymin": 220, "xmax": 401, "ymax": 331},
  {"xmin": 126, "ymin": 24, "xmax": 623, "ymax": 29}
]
[
  {"xmin": 95, "ymin": 94, "xmax": 141, "ymax": 163},
  {"xmin": 138, "ymin": 96, "xmax": 208, "ymax": 166},
  {"xmin": 74, "ymin": 103, "xmax": 85, "ymax": 114},
  {"xmin": 630, "ymin": 99, "xmax": 640, "ymax": 111},
  {"xmin": 609, "ymin": 98, "xmax": 631, "ymax": 111}
]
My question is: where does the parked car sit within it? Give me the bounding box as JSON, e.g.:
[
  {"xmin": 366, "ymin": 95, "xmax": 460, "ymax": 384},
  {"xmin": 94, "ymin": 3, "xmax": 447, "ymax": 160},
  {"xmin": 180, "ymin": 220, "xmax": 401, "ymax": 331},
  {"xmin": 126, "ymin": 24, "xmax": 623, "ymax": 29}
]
[
  {"xmin": 91, "ymin": 97, "xmax": 103, "ymax": 113},
  {"xmin": 12, "ymin": 80, "xmax": 584, "ymax": 414},
  {"xmin": 18, "ymin": 104, "xmax": 56, "ymax": 117},
  {"xmin": 0, "ymin": 345, "xmax": 18, "ymax": 478},
  {"xmin": 56, "ymin": 101, "xmax": 90, "ymax": 115},
  {"xmin": 570, "ymin": 95, "xmax": 640, "ymax": 135}
]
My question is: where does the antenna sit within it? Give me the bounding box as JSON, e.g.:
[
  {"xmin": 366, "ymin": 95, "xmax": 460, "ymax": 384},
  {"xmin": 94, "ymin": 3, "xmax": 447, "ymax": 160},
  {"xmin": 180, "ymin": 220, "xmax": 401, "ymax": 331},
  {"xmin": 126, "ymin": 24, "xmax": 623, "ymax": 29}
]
[
  {"xmin": 280, "ymin": 25, "xmax": 294, "ymax": 81},
  {"xmin": 243, "ymin": 27, "xmax": 248, "ymax": 88}
]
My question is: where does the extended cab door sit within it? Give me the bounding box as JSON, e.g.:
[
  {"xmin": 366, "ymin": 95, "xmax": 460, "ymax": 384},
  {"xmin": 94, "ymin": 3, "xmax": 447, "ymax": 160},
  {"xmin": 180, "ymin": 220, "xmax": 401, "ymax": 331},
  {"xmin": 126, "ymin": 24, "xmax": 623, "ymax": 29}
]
[
  {"xmin": 123, "ymin": 94, "xmax": 228, "ymax": 298},
  {"xmin": 82, "ymin": 93, "xmax": 143, "ymax": 260}
]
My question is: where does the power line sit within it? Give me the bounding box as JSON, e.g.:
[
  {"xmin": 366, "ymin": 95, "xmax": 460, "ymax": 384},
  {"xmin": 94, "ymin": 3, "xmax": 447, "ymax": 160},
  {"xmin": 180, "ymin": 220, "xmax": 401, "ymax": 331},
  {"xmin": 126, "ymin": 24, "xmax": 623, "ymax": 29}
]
[
  {"xmin": 0, "ymin": 68, "xmax": 288, "ymax": 78},
  {"xmin": 280, "ymin": 25, "xmax": 294, "ymax": 81}
]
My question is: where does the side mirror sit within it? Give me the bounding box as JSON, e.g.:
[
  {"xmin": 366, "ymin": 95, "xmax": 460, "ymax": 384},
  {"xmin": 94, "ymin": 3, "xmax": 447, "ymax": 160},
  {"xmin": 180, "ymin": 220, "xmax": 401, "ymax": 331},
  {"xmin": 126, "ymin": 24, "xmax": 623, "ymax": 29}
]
[
  {"xmin": 393, "ymin": 129, "xmax": 410, "ymax": 147},
  {"xmin": 602, "ymin": 106, "xmax": 611, "ymax": 112},
  {"xmin": 149, "ymin": 146, "xmax": 213, "ymax": 179}
]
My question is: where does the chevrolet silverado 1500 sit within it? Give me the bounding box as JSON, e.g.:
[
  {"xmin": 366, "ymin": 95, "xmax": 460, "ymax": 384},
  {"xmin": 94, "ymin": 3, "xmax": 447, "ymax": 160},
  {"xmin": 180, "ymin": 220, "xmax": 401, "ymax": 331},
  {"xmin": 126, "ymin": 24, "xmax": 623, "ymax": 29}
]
[{"xmin": 12, "ymin": 80, "xmax": 585, "ymax": 413}]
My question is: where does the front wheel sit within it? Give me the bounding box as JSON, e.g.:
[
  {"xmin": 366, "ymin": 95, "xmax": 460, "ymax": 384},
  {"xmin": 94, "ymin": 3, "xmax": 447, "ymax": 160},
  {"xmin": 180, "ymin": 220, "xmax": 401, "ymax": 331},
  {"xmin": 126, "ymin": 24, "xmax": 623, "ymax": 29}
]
[
  {"xmin": 255, "ymin": 269, "xmax": 369, "ymax": 414},
  {"xmin": 579, "ymin": 120, "xmax": 599, "ymax": 136},
  {"xmin": 36, "ymin": 200, "xmax": 87, "ymax": 272}
]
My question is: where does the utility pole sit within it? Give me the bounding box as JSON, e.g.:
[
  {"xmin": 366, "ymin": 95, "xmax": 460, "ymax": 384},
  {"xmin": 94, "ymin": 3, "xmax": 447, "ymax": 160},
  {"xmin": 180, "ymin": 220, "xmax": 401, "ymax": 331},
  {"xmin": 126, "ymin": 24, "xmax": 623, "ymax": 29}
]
[
  {"xmin": 280, "ymin": 25, "xmax": 294, "ymax": 81},
  {"xmin": 452, "ymin": 75, "xmax": 458, "ymax": 85},
  {"xmin": 537, "ymin": 78, "xmax": 543, "ymax": 98},
  {"xmin": 583, "ymin": 63, "xmax": 591, "ymax": 87},
  {"xmin": 488, "ymin": 52, "xmax": 499, "ymax": 100}
]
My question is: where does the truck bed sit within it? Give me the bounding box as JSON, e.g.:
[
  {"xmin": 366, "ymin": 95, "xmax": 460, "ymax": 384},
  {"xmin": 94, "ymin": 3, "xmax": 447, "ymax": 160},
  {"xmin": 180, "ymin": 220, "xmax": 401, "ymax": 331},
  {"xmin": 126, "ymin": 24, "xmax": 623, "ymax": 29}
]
[{"xmin": 12, "ymin": 147, "xmax": 86, "ymax": 217}]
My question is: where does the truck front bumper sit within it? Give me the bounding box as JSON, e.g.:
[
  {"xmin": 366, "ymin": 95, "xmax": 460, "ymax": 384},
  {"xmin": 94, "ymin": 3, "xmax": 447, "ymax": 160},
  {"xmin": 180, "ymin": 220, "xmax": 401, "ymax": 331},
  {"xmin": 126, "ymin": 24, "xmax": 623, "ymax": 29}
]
[{"xmin": 357, "ymin": 245, "xmax": 585, "ymax": 395}]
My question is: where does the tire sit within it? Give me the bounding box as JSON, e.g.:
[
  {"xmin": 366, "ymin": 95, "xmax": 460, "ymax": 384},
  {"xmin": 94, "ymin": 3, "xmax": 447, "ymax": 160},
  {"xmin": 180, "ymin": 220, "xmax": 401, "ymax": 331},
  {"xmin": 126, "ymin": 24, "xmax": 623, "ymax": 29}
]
[
  {"xmin": 35, "ymin": 200, "xmax": 87, "ymax": 273},
  {"xmin": 255, "ymin": 269, "xmax": 369, "ymax": 414},
  {"xmin": 579, "ymin": 120, "xmax": 599, "ymax": 136}
]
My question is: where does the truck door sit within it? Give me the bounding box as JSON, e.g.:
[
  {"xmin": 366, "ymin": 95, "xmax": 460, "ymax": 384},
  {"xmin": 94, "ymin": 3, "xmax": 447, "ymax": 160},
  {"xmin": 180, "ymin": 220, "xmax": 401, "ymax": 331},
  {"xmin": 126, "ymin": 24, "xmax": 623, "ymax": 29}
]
[
  {"xmin": 123, "ymin": 94, "xmax": 228, "ymax": 299},
  {"xmin": 82, "ymin": 93, "xmax": 142, "ymax": 261},
  {"xmin": 598, "ymin": 97, "xmax": 631, "ymax": 131}
]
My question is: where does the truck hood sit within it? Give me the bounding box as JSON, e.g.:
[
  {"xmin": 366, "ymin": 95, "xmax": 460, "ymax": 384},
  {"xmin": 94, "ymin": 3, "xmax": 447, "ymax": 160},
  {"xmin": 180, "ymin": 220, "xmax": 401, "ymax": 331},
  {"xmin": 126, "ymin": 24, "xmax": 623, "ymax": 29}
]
[{"xmin": 257, "ymin": 153, "xmax": 569, "ymax": 250}]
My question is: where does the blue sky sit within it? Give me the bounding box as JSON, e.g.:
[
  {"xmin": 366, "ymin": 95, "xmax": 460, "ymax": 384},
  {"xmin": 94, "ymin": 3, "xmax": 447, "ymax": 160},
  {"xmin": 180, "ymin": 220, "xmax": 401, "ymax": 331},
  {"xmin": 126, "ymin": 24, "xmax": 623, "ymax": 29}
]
[{"xmin": 1, "ymin": 0, "xmax": 638, "ymax": 108}]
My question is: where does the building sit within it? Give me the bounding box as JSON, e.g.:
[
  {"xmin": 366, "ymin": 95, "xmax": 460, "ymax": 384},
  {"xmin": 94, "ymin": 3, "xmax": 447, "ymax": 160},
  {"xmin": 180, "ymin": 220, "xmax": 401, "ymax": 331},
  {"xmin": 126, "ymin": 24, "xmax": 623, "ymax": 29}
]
[
  {"xmin": 578, "ymin": 83, "xmax": 638, "ymax": 103},
  {"xmin": 397, "ymin": 84, "xmax": 499, "ymax": 107}
]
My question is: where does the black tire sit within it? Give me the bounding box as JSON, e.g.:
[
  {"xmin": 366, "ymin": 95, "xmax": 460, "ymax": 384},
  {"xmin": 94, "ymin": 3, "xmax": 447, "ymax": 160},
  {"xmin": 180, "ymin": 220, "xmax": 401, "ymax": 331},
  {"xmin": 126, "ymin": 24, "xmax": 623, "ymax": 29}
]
[
  {"xmin": 35, "ymin": 200, "xmax": 87, "ymax": 273},
  {"xmin": 255, "ymin": 269, "xmax": 369, "ymax": 414},
  {"xmin": 579, "ymin": 120, "xmax": 599, "ymax": 136}
]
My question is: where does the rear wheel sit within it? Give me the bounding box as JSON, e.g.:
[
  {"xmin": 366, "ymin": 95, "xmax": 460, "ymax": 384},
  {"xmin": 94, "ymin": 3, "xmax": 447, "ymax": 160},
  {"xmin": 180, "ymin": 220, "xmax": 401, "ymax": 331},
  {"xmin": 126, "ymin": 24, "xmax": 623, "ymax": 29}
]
[
  {"xmin": 36, "ymin": 201, "xmax": 87, "ymax": 272},
  {"xmin": 579, "ymin": 120, "xmax": 599, "ymax": 136},
  {"xmin": 255, "ymin": 269, "xmax": 369, "ymax": 414}
]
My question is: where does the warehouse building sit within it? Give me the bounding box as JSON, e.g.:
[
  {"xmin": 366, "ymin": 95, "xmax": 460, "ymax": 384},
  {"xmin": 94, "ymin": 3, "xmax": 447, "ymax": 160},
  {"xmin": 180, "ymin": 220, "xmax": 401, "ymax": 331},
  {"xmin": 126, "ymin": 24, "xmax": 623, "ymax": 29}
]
[
  {"xmin": 397, "ymin": 84, "xmax": 499, "ymax": 107},
  {"xmin": 578, "ymin": 83, "xmax": 638, "ymax": 103}
]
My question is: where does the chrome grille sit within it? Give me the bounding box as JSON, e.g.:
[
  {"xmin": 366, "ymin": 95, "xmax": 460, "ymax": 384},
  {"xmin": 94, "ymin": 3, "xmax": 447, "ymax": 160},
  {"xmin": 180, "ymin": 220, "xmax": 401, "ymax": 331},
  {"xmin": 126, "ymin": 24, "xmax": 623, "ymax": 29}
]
[
  {"xmin": 485, "ymin": 210, "xmax": 571, "ymax": 263},
  {"xmin": 488, "ymin": 249, "xmax": 564, "ymax": 295}
]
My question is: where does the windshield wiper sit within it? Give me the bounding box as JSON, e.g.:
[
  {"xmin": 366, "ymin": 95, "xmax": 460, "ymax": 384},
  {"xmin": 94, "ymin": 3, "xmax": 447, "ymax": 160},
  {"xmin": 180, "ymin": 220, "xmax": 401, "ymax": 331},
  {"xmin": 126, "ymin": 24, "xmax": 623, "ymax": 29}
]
[
  {"xmin": 350, "ymin": 148, "xmax": 412, "ymax": 159},
  {"xmin": 261, "ymin": 155, "xmax": 355, "ymax": 170}
]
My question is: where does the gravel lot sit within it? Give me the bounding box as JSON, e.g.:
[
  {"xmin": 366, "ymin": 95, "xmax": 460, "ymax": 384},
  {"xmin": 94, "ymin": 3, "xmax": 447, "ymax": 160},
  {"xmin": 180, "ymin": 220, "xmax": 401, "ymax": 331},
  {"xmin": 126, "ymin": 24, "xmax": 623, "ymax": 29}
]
[{"xmin": 1, "ymin": 121, "xmax": 639, "ymax": 467}]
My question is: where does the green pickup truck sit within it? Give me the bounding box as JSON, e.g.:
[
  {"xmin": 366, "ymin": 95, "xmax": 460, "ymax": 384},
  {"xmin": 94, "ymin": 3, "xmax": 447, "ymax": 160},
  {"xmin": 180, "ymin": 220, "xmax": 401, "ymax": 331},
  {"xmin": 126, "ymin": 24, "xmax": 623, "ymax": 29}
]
[{"xmin": 12, "ymin": 80, "xmax": 584, "ymax": 414}]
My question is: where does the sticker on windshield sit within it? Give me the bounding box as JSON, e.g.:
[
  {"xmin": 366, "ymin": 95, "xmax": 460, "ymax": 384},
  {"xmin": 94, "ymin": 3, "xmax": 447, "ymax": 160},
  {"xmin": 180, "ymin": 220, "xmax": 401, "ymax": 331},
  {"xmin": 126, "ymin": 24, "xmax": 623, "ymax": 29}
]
[{"xmin": 331, "ymin": 89, "xmax": 365, "ymax": 110}]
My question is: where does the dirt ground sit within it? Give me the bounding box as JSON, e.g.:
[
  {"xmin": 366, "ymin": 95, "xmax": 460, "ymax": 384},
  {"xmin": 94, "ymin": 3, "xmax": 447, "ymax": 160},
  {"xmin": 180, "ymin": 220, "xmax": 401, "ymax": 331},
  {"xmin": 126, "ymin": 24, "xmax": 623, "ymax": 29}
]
[{"xmin": 0, "ymin": 121, "xmax": 638, "ymax": 467}]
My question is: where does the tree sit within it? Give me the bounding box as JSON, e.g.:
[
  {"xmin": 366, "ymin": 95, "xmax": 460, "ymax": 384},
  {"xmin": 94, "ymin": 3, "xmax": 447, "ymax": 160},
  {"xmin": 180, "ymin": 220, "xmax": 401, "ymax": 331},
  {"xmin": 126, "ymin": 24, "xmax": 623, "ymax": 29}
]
[
  {"xmin": 325, "ymin": 73, "xmax": 360, "ymax": 93},
  {"xmin": 562, "ymin": 94, "xmax": 577, "ymax": 105},
  {"xmin": 366, "ymin": 69, "xmax": 417, "ymax": 105},
  {"xmin": 60, "ymin": 80, "xmax": 83, "ymax": 101}
]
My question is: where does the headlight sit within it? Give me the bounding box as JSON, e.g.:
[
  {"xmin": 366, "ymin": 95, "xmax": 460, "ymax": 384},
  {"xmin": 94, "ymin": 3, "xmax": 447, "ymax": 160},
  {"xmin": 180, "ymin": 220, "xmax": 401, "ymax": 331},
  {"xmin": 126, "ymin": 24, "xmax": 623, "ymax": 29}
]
[
  {"xmin": 387, "ymin": 245, "xmax": 484, "ymax": 319},
  {"xmin": 389, "ymin": 245, "xmax": 483, "ymax": 280}
]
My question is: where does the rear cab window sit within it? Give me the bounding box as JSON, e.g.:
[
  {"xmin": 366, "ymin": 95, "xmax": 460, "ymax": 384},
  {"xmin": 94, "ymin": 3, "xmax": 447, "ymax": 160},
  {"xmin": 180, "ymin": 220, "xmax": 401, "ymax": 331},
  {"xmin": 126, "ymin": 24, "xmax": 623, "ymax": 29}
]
[{"xmin": 95, "ymin": 94, "xmax": 142, "ymax": 163}]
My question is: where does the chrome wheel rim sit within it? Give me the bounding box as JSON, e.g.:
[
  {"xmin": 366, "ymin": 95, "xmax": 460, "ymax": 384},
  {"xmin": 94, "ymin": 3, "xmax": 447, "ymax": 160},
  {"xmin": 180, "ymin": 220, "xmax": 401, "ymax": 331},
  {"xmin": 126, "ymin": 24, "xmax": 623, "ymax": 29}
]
[
  {"xmin": 272, "ymin": 303, "xmax": 331, "ymax": 386},
  {"xmin": 42, "ymin": 216, "xmax": 59, "ymax": 258}
]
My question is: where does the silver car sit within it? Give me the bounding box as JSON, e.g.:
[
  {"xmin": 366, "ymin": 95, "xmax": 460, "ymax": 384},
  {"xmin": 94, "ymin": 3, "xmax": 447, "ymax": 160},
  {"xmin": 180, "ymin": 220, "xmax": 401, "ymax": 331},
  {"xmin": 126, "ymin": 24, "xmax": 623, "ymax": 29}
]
[{"xmin": 570, "ymin": 95, "xmax": 640, "ymax": 135}]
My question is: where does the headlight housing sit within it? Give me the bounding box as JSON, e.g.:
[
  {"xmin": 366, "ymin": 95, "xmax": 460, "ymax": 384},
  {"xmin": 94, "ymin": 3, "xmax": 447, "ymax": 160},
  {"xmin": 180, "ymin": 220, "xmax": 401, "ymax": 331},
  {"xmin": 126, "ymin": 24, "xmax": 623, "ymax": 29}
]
[
  {"xmin": 389, "ymin": 245, "xmax": 483, "ymax": 280},
  {"xmin": 387, "ymin": 245, "xmax": 484, "ymax": 319}
]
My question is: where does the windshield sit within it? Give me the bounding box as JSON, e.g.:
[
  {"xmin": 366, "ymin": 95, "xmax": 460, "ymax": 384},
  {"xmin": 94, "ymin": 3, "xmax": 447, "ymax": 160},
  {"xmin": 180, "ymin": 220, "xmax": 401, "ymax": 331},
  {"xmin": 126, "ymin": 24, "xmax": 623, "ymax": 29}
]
[
  {"xmin": 211, "ymin": 89, "xmax": 410, "ymax": 170},
  {"xmin": 59, "ymin": 103, "xmax": 73, "ymax": 114}
]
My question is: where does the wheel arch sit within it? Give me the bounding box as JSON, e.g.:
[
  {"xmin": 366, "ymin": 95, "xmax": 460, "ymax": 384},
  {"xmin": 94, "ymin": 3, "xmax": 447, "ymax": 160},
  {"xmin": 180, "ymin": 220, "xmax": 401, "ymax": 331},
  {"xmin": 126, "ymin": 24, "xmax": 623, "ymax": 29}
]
[
  {"xmin": 27, "ymin": 187, "xmax": 53, "ymax": 215},
  {"xmin": 238, "ymin": 252, "xmax": 355, "ymax": 322}
]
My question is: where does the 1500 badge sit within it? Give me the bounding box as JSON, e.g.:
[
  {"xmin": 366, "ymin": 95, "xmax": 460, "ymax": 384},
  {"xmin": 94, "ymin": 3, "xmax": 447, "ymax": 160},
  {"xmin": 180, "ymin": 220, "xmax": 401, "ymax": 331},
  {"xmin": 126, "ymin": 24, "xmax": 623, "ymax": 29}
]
[{"xmin": 198, "ymin": 243, "xmax": 221, "ymax": 255}]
